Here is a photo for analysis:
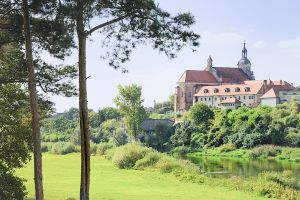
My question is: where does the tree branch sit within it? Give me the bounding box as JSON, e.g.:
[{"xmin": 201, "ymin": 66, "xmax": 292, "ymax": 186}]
[
  {"xmin": 0, "ymin": 23, "xmax": 13, "ymax": 29},
  {"xmin": 86, "ymin": 15, "xmax": 129, "ymax": 35}
]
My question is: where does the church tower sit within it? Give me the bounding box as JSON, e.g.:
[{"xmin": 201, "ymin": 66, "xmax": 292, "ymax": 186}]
[{"xmin": 238, "ymin": 42, "xmax": 255, "ymax": 80}]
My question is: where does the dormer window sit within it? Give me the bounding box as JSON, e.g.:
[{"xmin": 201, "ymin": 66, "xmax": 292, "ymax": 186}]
[
  {"xmin": 235, "ymin": 87, "xmax": 241, "ymax": 92},
  {"xmin": 203, "ymin": 89, "xmax": 209, "ymax": 94},
  {"xmin": 214, "ymin": 88, "xmax": 219, "ymax": 93},
  {"xmin": 224, "ymin": 88, "xmax": 230, "ymax": 93},
  {"xmin": 244, "ymin": 87, "xmax": 250, "ymax": 92}
]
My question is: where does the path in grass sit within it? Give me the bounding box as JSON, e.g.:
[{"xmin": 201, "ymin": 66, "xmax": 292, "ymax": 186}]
[{"xmin": 17, "ymin": 153, "xmax": 268, "ymax": 200}]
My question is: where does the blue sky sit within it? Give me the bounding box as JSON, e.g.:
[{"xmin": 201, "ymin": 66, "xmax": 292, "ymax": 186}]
[{"xmin": 49, "ymin": 0, "xmax": 300, "ymax": 112}]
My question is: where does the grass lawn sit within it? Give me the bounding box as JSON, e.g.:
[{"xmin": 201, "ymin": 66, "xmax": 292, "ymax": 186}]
[{"xmin": 17, "ymin": 153, "xmax": 268, "ymax": 200}]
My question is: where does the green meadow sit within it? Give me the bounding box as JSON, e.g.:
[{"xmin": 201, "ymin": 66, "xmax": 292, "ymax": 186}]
[{"xmin": 17, "ymin": 153, "xmax": 267, "ymax": 200}]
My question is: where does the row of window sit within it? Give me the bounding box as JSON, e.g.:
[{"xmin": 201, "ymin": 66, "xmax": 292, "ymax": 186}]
[
  {"xmin": 196, "ymin": 95, "xmax": 255, "ymax": 102},
  {"xmin": 203, "ymin": 87, "xmax": 251, "ymax": 94}
]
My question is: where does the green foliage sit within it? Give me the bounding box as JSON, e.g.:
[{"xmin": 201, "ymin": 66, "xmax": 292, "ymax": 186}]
[
  {"xmin": 51, "ymin": 142, "xmax": 77, "ymax": 155},
  {"xmin": 0, "ymin": 165, "xmax": 27, "ymax": 200},
  {"xmin": 249, "ymin": 145, "xmax": 282, "ymax": 159},
  {"xmin": 111, "ymin": 143, "xmax": 151, "ymax": 169},
  {"xmin": 188, "ymin": 103, "xmax": 214, "ymax": 126},
  {"xmin": 41, "ymin": 143, "xmax": 54, "ymax": 153},
  {"xmin": 0, "ymin": 84, "xmax": 31, "ymax": 199},
  {"xmin": 134, "ymin": 152, "xmax": 162, "ymax": 169},
  {"xmin": 114, "ymin": 84, "xmax": 146, "ymax": 139},
  {"xmin": 97, "ymin": 143, "xmax": 115, "ymax": 156},
  {"xmin": 141, "ymin": 123, "xmax": 174, "ymax": 152},
  {"xmin": 172, "ymin": 146, "xmax": 193, "ymax": 158},
  {"xmin": 98, "ymin": 107, "xmax": 122, "ymax": 125},
  {"xmin": 219, "ymin": 143, "xmax": 236, "ymax": 153},
  {"xmin": 171, "ymin": 119, "xmax": 196, "ymax": 147}
]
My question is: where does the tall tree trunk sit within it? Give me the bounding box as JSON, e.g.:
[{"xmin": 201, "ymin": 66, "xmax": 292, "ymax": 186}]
[
  {"xmin": 77, "ymin": 3, "xmax": 90, "ymax": 199},
  {"xmin": 22, "ymin": 0, "xmax": 44, "ymax": 200}
]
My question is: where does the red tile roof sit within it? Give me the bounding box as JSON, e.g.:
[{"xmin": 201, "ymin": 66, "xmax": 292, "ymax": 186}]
[
  {"xmin": 260, "ymin": 88, "xmax": 279, "ymax": 99},
  {"xmin": 214, "ymin": 67, "xmax": 250, "ymax": 83},
  {"xmin": 177, "ymin": 70, "xmax": 218, "ymax": 83},
  {"xmin": 221, "ymin": 97, "xmax": 243, "ymax": 104}
]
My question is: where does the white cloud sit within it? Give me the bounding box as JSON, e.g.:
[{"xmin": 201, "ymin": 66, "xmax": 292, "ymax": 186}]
[
  {"xmin": 200, "ymin": 31, "xmax": 245, "ymax": 45},
  {"xmin": 253, "ymin": 41, "xmax": 267, "ymax": 48},
  {"xmin": 277, "ymin": 36, "xmax": 300, "ymax": 48}
]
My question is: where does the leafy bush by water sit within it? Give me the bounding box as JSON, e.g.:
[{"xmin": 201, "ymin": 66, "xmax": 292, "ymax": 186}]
[
  {"xmin": 172, "ymin": 146, "xmax": 193, "ymax": 158},
  {"xmin": 111, "ymin": 143, "xmax": 151, "ymax": 169},
  {"xmin": 134, "ymin": 152, "xmax": 162, "ymax": 169},
  {"xmin": 218, "ymin": 143, "xmax": 236, "ymax": 153},
  {"xmin": 249, "ymin": 145, "xmax": 282, "ymax": 159}
]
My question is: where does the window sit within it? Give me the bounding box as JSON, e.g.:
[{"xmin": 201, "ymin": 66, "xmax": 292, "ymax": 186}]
[
  {"xmin": 244, "ymin": 87, "xmax": 250, "ymax": 92},
  {"xmin": 204, "ymin": 89, "xmax": 209, "ymax": 93},
  {"xmin": 200, "ymin": 98, "xmax": 203, "ymax": 101},
  {"xmin": 209, "ymin": 98, "xmax": 211, "ymax": 101},
  {"xmin": 224, "ymin": 88, "xmax": 230, "ymax": 93},
  {"xmin": 249, "ymin": 96, "xmax": 251, "ymax": 99},
  {"xmin": 214, "ymin": 88, "xmax": 219, "ymax": 93},
  {"xmin": 235, "ymin": 87, "xmax": 241, "ymax": 92},
  {"xmin": 215, "ymin": 98, "xmax": 217, "ymax": 101},
  {"xmin": 238, "ymin": 96, "xmax": 241, "ymax": 100},
  {"xmin": 244, "ymin": 96, "xmax": 246, "ymax": 100},
  {"xmin": 205, "ymin": 98, "xmax": 207, "ymax": 101}
]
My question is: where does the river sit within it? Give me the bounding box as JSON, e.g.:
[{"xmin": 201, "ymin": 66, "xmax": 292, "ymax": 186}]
[{"xmin": 188, "ymin": 155, "xmax": 300, "ymax": 179}]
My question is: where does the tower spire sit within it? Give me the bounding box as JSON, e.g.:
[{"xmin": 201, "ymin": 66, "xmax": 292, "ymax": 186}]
[
  {"xmin": 242, "ymin": 41, "xmax": 247, "ymax": 58},
  {"xmin": 207, "ymin": 55, "xmax": 213, "ymax": 68}
]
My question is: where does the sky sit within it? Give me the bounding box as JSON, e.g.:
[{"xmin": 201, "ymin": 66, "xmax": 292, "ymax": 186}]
[{"xmin": 48, "ymin": 0, "xmax": 300, "ymax": 113}]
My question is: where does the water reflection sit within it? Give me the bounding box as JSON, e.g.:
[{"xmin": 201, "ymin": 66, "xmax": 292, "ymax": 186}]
[{"xmin": 188, "ymin": 156, "xmax": 300, "ymax": 179}]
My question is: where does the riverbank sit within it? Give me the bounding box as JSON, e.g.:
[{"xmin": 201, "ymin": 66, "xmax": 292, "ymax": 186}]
[
  {"xmin": 17, "ymin": 153, "xmax": 266, "ymax": 200},
  {"xmin": 189, "ymin": 145, "xmax": 300, "ymax": 162}
]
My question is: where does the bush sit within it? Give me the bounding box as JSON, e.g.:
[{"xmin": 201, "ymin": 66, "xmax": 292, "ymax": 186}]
[
  {"xmin": 219, "ymin": 143, "xmax": 236, "ymax": 153},
  {"xmin": 172, "ymin": 146, "xmax": 192, "ymax": 158},
  {"xmin": 249, "ymin": 145, "xmax": 282, "ymax": 159},
  {"xmin": 111, "ymin": 143, "xmax": 151, "ymax": 169},
  {"xmin": 41, "ymin": 143, "xmax": 53, "ymax": 153},
  {"xmin": 97, "ymin": 143, "xmax": 115, "ymax": 156},
  {"xmin": 90, "ymin": 143, "xmax": 98, "ymax": 156},
  {"xmin": 51, "ymin": 142, "xmax": 77, "ymax": 155},
  {"xmin": 134, "ymin": 152, "xmax": 162, "ymax": 169}
]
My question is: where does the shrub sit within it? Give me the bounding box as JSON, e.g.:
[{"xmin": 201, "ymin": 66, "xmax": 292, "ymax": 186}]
[
  {"xmin": 111, "ymin": 143, "xmax": 151, "ymax": 169},
  {"xmin": 97, "ymin": 143, "xmax": 115, "ymax": 156},
  {"xmin": 41, "ymin": 143, "xmax": 53, "ymax": 153},
  {"xmin": 249, "ymin": 145, "xmax": 282, "ymax": 159},
  {"xmin": 90, "ymin": 143, "xmax": 98, "ymax": 156},
  {"xmin": 260, "ymin": 171, "xmax": 300, "ymax": 191},
  {"xmin": 219, "ymin": 143, "xmax": 236, "ymax": 153},
  {"xmin": 155, "ymin": 156, "xmax": 198, "ymax": 174},
  {"xmin": 172, "ymin": 146, "xmax": 192, "ymax": 158},
  {"xmin": 51, "ymin": 142, "xmax": 77, "ymax": 155},
  {"xmin": 134, "ymin": 152, "xmax": 162, "ymax": 169}
]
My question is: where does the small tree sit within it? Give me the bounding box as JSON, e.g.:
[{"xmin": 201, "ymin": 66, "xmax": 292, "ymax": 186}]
[
  {"xmin": 114, "ymin": 84, "xmax": 146, "ymax": 141},
  {"xmin": 188, "ymin": 103, "xmax": 214, "ymax": 126}
]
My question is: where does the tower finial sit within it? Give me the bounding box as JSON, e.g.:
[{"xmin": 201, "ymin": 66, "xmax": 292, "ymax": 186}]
[{"xmin": 242, "ymin": 41, "xmax": 247, "ymax": 58}]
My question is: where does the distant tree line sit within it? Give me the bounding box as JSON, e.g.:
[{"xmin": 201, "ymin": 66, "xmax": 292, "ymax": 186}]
[{"xmin": 171, "ymin": 101, "xmax": 300, "ymax": 149}]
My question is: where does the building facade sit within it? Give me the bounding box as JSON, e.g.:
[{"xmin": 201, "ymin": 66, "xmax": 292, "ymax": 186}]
[
  {"xmin": 175, "ymin": 43, "xmax": 255, "ymax": 112},
  {"xmin": 174, "ymin": 43, "xmax": 297, "ymax": 111}
]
